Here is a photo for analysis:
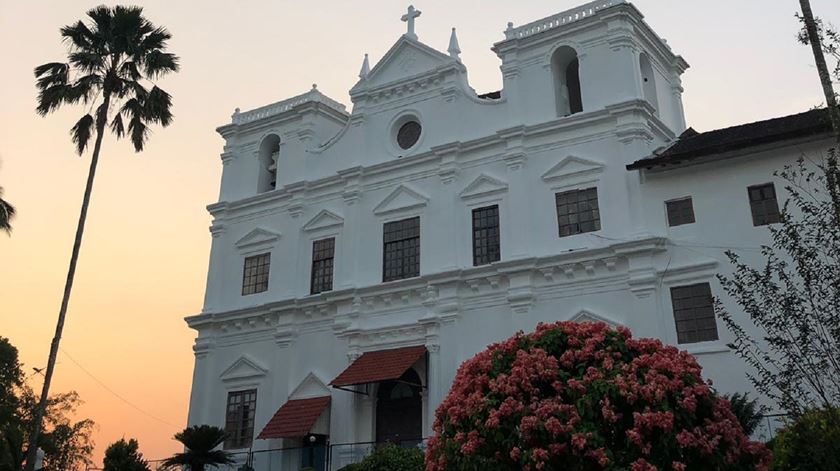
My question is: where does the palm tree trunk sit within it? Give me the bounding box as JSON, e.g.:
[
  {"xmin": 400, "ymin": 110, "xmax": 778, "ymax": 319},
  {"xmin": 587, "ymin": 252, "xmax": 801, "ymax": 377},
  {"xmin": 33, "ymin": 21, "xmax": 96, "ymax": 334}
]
[
  {"xmin": 23, "ymin": 93, "xmax": 111, "ymax": 471},
  {"xmin": 799, "ymin": 0, "xmax": 840, "ymax": 141}
]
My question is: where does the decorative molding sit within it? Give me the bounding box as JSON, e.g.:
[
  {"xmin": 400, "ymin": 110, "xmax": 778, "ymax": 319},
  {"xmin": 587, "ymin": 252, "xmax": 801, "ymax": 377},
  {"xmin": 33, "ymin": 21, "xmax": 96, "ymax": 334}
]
[
  {"xmin": 569, "ymin": 309, "xmax": 622, "ymax": 326},
  {"xmin": 289, "ymin": 372, "xmax": 331, "ymax": 400},
  {"xmin": 302, "ymin": 209, "xmax": 345, "ymax": 232},
  {"xmin": 219, "ymin": 355, "xmax": 269, "ymax": 383},
  {"xmin": 373, "ymin": 184, "xmax": 429, "ymax": 216},
  {"xmin": 541, "ymin": 155, "xmax": 605, "ymax": 187},
  {"xmin": 459, "ymin": 173, "xmax": 508, "ymax": 201},
  {"xmin": 234, "ymin": 228, "xmax": 281, "ymax": 250}
]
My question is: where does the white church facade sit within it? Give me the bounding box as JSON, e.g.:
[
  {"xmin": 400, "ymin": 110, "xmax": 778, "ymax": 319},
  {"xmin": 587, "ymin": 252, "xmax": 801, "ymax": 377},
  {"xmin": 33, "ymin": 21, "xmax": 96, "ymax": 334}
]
[{"xmin": 185, "ymin": 1, "xmax": 836, "ymax": 469}]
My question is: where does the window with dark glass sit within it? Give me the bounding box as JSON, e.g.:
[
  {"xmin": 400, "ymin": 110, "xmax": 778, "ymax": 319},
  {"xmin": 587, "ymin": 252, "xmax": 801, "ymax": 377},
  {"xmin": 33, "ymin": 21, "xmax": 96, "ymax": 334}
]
[
  {"xmin": 241, "ymin": 253, "xmax": 270, "ymax": 295},
  {"xmin": 666, "ymin": 197, "xmax": 696, "ymax": 227},
  {"xmin": 224, "ymin": 389, "xmax": 257, "ymax": 449},
  {"xmin": 383, "ymin": 217, "xmax": 420, "ymax": 282},
  {"xmin": 397, "ymin": 121, "xmax": 422, "ymax": 150},
  {"xmin": 472, "ymin": 205, "xmax": 500, "ymax": 266},
  {"xmin": 555, "ymin": 188, "xmax": 601, "ymax": 237},
  {"xmin": 670, "ymin": 283, "xmax": 719, "ymax": 344},
  {"xmin": 748, "ymin": 183, "xmax": 780, "ymax": 226},
  {"xmin": 310, "ymin": 237, "xmax": 335, "ymax": 295}
]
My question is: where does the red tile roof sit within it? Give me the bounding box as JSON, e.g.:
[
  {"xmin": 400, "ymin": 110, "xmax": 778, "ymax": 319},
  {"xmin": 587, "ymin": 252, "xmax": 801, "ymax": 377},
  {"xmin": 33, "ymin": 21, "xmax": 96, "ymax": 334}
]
[
  {"xmin": 257, "ymin": 396, "xmax": 330, "ymax": 439},
  {"xmin": 330, "ymin": 345, "xmax": 426, "ymax": 387}
]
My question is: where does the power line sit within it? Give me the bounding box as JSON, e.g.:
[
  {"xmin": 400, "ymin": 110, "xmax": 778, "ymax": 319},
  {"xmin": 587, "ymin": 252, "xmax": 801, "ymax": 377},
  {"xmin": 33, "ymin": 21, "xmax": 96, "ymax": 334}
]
[{"xmin": 59, "ymin": 347, "xmax": 181, "ymax": 430}]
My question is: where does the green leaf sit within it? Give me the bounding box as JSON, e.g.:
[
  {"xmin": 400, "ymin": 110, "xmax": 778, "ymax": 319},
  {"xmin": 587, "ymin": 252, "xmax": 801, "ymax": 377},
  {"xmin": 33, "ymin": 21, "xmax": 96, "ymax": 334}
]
[{"xmin": 69, "ymin": 114, "xmax": 95, "ymax": 155}]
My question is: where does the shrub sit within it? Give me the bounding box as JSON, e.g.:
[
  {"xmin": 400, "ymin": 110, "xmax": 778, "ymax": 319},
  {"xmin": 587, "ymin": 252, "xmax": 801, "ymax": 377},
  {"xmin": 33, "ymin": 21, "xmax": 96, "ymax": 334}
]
[
  {"xmin": 771, "ymin": 407, "xmax": 840, "ymax": 470},
  {"xmin": 426, "ymin": 321, "xmax": 771, "ymax": 470},
  {"xmin": 345, "ymin": 444, "xmax": 423, "ymax": 471}
]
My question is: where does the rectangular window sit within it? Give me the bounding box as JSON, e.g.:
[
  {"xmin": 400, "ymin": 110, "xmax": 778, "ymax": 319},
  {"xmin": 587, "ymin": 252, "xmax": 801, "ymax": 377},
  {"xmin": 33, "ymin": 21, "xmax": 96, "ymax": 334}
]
[
  {"xmin": 224, "ymin": 389, "xmax": 257, "ymax": 449},
  {"xmin": 555, "ymin": 188, "xmax": 601, "ymax": 237},
  {"xmin": 472, "ymin": 205, "xmax": 501, "ymax": 266},
  {"xmin": 670, "ymin": 283, "xmax": 719, "ymax": 344},
  {"xmin": 310, "ymin": 237, "xmax": 335, "ymax": 295},
  {"xmin": 241, "ymin": 253, "xmax": 270, "ymax": 295},
  {"xmin": 383, "ymin": 217, "xmax": 420, "ymax": 282},
  {"xmin": 748, "ymin": 183, "xmax": 780, "ymax": 226},
  {"xmin": 666, "ymin": 197, "xmax": 696, "ymax": 227}
]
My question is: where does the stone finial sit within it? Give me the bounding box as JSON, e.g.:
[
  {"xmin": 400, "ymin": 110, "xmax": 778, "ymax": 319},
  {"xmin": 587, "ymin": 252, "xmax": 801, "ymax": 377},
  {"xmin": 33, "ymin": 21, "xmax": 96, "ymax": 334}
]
[
  {"xmin": 311, "ymin": 83, "xmax": 318, "ymax": 90},
  {"xmin": 359, "ymin": 53, "xmax": 370, "ymax": 79},
  {"xmin": 448, "ymin": 27, "xmax": 461, "ymax": 61},
  {"xmin": 401, "ymin": 5, "xmax": 422, "ymax": 40}
]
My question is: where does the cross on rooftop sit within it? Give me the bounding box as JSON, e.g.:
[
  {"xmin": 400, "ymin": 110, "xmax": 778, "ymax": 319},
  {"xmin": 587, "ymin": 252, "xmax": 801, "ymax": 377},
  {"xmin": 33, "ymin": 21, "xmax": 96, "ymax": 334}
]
[{"xmin": 401, "ymin": 5, "xmax": 422, "ymax": 40}]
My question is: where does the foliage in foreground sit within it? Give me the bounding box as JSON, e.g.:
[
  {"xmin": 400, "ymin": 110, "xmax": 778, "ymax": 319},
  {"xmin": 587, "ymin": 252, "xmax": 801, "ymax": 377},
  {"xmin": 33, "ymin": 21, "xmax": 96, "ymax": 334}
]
[
  {"xmin": 338, "ymin": 444, "xmax": 424, "ymax": 471},
  {"xmin": 716, "ymin": 151, "xmax": 840, "ymax": 416},
  {"xmin": 162, "ymin": 425, "xmax": 233, "ymax": 471},
  {"xmin": 103, "ymin": 438, "xmax": 151, "ymax": 471},
  {"xmin": 0, "ymin": 336, "xmax": 95, "ymax": 471},
  {"xmin": 771, "ymin": 407, "xmax": 840, "ymax": 470},
  {"xmin": 426, "ymin": 322, "xmax": 771, "ymax": 471}
]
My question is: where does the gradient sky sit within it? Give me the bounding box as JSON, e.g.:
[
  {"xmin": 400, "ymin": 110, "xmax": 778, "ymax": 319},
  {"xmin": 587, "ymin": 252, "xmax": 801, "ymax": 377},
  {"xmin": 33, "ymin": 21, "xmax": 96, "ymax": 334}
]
[{"xmin": 1, "ymin": 0, "xmax": 838, "ymax": 466}]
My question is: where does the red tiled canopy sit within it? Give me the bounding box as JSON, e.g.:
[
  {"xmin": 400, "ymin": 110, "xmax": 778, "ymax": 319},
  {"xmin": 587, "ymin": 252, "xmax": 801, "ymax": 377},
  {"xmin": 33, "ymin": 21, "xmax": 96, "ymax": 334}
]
[
  {"xmin": 257, "ymin": 396, "xmax": 330, "ymax": 439},
  {"xmin": 330, "ymin": 345, "xmax": 427, "ymax": 387}
]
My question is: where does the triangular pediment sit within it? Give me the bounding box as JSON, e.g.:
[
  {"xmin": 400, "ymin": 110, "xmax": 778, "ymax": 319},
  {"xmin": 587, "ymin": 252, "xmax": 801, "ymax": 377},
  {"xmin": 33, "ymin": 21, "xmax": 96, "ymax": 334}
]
[
  {"xmin": 289, "ymin": 372, "xmax": 331, "ymax": 400},
  {"xmin": 235, "ymin": 228, "xmax": 281, "ymax": 249},
  {"xmin": 220, "ymin": 355, "xmax": 269, "ymax": 383},
  {"xmin": 541, "ymin": 155, "xmax": 605, "ymax": 182},
  {"xmin": 302, "ymin": 210, "xmax": 344, "ymax": 232},
  {"xmin": 352, "ymin": 37, "xmax": 457, "ymax": 92},
  {"xmin": 459, "ymin": 173, "xmax": 508, "ymax": 200},
  {"xmin": 373, "ymin": 184, "xmax": 429, "ymax": 216},
  {"xmin": 569, "ymin": 309, "xmax": 622, "ymax": 327}
]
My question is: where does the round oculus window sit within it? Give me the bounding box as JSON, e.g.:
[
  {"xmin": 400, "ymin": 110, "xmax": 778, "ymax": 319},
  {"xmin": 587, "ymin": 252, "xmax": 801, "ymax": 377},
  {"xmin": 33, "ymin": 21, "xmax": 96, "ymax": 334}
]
[{"xmin": 396, "ymin": 120, "xmax": 422, "ymax": 150}]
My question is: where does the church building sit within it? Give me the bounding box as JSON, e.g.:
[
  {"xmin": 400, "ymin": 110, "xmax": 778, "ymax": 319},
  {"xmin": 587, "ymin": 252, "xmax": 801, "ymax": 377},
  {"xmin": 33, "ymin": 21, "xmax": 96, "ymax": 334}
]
[{"xmin": 185, "ymin": 1, "xmax": 836, "ymax": 469}]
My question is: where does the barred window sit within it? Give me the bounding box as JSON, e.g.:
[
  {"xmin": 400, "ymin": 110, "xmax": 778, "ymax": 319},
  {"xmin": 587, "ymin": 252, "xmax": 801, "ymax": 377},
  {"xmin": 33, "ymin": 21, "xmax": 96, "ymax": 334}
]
[
  {"xmin": 555, "ymin": 188, "xmax": 601, "ymax": 237},
  {"xmin": 670, "ymin": 283, "xmax": 719, "ymax": 344},
  {"xmin": 383, "ymin": 217, "xmax": 420, "ymax": 282},
  {"xmin": 666, "ymin": 197, "xmax": 696, "ymax": 227},
  {"xmin": 241, "ymin": 253, "xmax": 270, "ymax": 295},
  {"xmin": 310, "ymin": 237, "xmax": 335, "ymax": 295},
  {"xmin": 224, "ymin": 389, "xmax": 257, "ymax": 449},
  {"xmin": 748, "ymin": 183, "xmax": 780, "ymax": 226},
  {"xmin": 472, "ymin": 205, "xmax": 501, "ymax": 266}
]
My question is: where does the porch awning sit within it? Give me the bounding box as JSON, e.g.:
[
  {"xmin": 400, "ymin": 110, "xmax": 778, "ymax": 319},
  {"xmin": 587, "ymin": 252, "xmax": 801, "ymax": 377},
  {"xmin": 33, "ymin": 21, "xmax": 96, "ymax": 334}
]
[
  {"xmin": 257, "ymin": 396, "xmax": 330, "ymax": 439},
  {"xmin": 330, "ymin": 345, "xmax": 427, "ymax": 387}
]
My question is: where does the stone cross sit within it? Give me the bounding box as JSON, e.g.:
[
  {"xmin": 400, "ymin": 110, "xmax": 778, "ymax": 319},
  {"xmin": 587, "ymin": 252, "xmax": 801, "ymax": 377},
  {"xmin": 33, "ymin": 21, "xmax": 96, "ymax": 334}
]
[{"xmin": 401, "ymin": 5, "xmax": 422, "ymax": 40}]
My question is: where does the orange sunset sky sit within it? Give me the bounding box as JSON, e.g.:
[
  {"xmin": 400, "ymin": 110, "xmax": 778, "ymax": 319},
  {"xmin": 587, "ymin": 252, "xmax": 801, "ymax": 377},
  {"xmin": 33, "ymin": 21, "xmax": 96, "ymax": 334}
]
[{"xmin": 1, "ymin": 0, "xmax": 838, "ymax": 466}]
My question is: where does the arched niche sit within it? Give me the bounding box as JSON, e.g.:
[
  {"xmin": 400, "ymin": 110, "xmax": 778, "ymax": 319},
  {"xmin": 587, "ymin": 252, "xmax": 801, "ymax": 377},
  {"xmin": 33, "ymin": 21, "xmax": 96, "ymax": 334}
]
[
  {"xmin": 639, "ymin": 53, "xmax": 659, "ymax": 113},
  {"xmin": 257, "ymin": 134, "xmax": 281, "ymax": 193},
  {"xmin": 551, "ymin": 46, "xmax": 583, "ymax": 117}
]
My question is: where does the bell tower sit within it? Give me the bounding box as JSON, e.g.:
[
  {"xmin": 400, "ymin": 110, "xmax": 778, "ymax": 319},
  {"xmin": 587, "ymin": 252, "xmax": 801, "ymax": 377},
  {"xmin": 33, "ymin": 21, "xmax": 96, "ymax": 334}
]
[{"xmin": 493, "ymin": 0, "xmax": 689, "ymax": 134}]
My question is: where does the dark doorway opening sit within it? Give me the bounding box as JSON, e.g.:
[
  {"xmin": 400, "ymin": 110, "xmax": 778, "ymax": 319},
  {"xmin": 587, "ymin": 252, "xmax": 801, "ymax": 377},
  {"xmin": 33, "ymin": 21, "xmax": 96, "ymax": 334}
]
[
  {"xmin": 375, "ymin": 368, "xmax": 422, "ymax": 446},
  {"xmin": 301, "ymin": 434, "xmax": 327, "ymax": 471}
]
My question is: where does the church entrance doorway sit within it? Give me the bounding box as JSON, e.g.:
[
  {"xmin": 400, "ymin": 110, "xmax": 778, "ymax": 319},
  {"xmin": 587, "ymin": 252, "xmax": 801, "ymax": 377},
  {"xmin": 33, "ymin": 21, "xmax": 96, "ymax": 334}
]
[{"xmin": 375, "ymin": 368, "xmax": 422, "ymax": 446}]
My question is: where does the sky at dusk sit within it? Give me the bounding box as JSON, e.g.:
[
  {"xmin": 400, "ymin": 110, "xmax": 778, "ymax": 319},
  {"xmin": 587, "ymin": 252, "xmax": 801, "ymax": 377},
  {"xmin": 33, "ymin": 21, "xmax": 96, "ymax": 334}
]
[{"xmin": 1, "ymin": 0, "xmax": 839, "ymax": 466}]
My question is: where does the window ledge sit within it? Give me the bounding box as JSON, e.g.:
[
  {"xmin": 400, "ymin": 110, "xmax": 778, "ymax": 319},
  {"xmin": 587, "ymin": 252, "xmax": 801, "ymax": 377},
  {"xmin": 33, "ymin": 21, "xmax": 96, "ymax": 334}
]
[{"xmin": 682, "ymin": 342, "xmax": 730, "ymax": 356}]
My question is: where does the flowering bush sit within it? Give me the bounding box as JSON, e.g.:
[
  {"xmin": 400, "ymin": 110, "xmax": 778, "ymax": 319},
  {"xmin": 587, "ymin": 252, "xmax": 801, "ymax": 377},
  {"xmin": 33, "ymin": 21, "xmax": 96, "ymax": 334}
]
[{"xmin": 426, "ymin": 322, "xmax": 771, "ymax": 470}]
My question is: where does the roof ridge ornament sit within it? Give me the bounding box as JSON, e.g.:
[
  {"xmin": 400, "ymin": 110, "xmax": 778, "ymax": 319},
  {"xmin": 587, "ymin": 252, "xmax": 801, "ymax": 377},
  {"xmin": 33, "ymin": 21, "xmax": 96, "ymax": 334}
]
[
  {"xmin": 448, "ymin": 27, "xmax": 461, "ymax": 61},
  {"xmin": 401, "ymin": 5, "xmax": 422, "ymax": 41},
  {"xmin": 359, "ymin": 53, "xmax": 370, "ymax": 79}
]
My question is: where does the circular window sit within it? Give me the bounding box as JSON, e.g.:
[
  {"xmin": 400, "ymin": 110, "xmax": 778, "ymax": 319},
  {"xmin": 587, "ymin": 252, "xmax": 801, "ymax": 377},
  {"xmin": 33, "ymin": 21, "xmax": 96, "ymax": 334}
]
[{"xmin": 396, "ymin": 121, "xmax": 422, "ymax": 150}]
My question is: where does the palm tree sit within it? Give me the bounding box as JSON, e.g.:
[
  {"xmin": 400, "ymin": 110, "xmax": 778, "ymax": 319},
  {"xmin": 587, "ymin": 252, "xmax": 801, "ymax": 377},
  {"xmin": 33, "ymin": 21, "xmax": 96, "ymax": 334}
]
[
  {"xmin": 163, "ymin": 426, "xmax": 234, "ymax": 471},
  {"xmin": 25, "ymin": 6, "xmax": 178, "ymax": 471},
  {"xmin": 798, "ymin": 0, "xmax": 840, "ymax": 139},
  {"xmin": 0, "ymin": 186, "xmax": 14, "ymax": 234}
]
